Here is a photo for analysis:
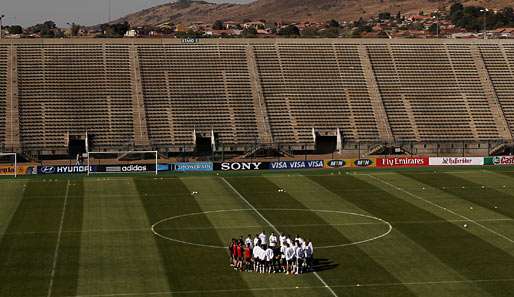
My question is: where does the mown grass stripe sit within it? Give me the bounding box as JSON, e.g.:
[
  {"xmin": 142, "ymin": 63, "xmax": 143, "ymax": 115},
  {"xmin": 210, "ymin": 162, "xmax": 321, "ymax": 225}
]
[
  {"xmin": 226, "ymin": 176, "xmax": 418, "ymax": 297},
  {"xmin": 309, "ymin": 174, "xmax": 514, "ymax": 297},
  {"xmin": 0, "ymin": 180, "xmax": 67, "ymax": 297},
  {"xmin": 133, "ymin": 177, "xmax": 254, "ymax": 294},
  {"xmin": 403, "ymin": 172, "xmax": 514, "ymax": 219},
  {"xmin": 50, "ymin": 179, "xmax": 84, "ymax": 297}
]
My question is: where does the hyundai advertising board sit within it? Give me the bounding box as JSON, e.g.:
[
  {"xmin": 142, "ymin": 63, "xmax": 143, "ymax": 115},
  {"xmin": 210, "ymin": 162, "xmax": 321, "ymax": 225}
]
[{"xmin": 37, "ymin": 165, "xmax": 95, "ymax": 175}]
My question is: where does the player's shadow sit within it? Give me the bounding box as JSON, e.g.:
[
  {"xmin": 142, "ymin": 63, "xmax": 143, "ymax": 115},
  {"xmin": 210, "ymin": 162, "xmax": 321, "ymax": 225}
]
[{"xmin": 311, "ymin": 258, "xmax": 338, "ymax": 272}]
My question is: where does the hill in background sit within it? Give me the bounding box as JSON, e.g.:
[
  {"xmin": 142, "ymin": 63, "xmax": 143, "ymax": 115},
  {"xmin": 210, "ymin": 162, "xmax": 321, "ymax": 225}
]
[{"xmin": 112, "ymin": 0, "xmax": 513, "ymax": 26}]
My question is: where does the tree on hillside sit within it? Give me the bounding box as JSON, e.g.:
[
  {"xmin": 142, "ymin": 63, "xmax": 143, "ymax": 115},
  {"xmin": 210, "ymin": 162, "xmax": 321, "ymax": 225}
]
[
  {"xmin": 327, "ymin": 19, "xmax": 340, "ymax": 28},
  {"xmin": 241, "ymin": 27, "xmax": 257, "ymax": 38},
  {"xmin": 71, "ymin": 23, "xmax": 81, "ymax": 36},
  {"xmin": 278, "ymin": 25, "xmax": 300, "ymax": 37},
  {"xmin": 100, "ymin": 21, "xmax": 130, "ymax": 37},
  {"xmin": 213, "ymin": 20, "xmax": 224, "ymax": 30},
  {"xmin": 7, "ymin": 25, "xmax": 23, "ymax": 35},
  {"xmin": 378, "ymin": 12, "xmax": 391, "ymax": 20}
]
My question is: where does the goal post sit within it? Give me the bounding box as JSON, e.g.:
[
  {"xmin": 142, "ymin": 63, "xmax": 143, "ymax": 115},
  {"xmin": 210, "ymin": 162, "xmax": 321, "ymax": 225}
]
[
  {"xmin": 86, "ymin": 151, "xmax": 159, "ymax": 176},
  {"xmin": 0, "ymin": 153, "xmax": 17, "ymax": 177}
]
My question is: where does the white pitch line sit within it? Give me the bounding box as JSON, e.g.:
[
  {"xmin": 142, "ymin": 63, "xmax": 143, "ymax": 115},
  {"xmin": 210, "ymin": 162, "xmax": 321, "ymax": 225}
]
[
  {"xmin": 5, "ymin": 217, "xmax": 513, "ymax": 236},
  {"xmin": 65, "ymin": 277, "xmax": 514, "ymax": 297},
  {"xmin": 47, "ymin": 180, "xmax": 71, "ymax": 297},
  {"xmin": 220, "ymin": 177, "xmax": 339, "ymax": 297},
  {"xmin": 366, "ymin": 174, "xmax": 514, "ymax": 244}
]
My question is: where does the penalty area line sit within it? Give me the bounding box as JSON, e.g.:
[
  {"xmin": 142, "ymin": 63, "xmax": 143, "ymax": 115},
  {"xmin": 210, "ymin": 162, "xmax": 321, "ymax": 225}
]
[{"xmin": 220, "ymin": 177, "xmax": 339, "ymax": 297}]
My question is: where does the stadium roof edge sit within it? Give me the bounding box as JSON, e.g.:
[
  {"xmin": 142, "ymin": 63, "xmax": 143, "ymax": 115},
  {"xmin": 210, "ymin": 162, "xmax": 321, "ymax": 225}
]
[{"xmin": 2, "ymin": 38, "xmax": 514, "ymax": 45}]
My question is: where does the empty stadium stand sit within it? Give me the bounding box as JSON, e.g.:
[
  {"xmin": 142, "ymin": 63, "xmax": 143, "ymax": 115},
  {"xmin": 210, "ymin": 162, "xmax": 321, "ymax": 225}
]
[
  {"xmin": 0, "ymin": 45, "xmax": 6, "ymax": 150},
  {"xmin": 15, "ymin": 43, "xmax": 135, "ymax": 154},
  {"xmin": 138, "ymin": 44, "xmax": 260, "ymax": 151},
  {"xmin": 1, "ymin": 39, "xmax": 514, "ymax": 157}
]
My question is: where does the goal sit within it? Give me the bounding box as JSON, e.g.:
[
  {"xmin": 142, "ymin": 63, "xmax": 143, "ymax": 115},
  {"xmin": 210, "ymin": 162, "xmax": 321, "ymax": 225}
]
[
  {"xmin": 0, "ymin": 153, "xmax": 18, "ymax": 177},
  {"xmin": 86, "ymin": 151, "xmax": 159, "ymax": 175}
]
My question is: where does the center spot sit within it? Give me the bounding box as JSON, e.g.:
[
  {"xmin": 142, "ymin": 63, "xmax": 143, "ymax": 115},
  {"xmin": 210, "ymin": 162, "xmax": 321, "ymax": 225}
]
[{"xmin": 152, "ymin": 209, "xmax": 392, "ymax": 249}]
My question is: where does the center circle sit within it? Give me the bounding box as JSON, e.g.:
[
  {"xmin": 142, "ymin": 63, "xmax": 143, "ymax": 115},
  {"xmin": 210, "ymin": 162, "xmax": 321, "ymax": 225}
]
[{"xmin": 151, "ymin": 209, "xmax": 392, "ymax": 249}]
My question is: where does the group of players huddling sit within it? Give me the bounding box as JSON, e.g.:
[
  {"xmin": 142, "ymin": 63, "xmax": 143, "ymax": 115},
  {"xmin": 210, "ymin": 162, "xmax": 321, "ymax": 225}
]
[{"xmin": 229, "ymin": 231, "xmax": 314, "ymax": 275}]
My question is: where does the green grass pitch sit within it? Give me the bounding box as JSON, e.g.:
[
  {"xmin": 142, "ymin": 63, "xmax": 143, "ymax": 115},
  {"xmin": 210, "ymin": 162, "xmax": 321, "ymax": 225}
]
[{"xmin": 0, "ymin": 167, "xmax": 513, "ymax": 297}]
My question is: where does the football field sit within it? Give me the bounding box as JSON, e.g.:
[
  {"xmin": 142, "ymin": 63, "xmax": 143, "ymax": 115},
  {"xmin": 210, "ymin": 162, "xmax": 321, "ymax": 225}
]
[{"xmin": 0, "ymin": 168, "xmax": 513, "ymax": 297}]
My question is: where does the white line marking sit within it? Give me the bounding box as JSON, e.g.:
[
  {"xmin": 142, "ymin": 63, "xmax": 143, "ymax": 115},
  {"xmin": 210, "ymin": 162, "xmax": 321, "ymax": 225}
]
[
  {"xmin": 366, "ymin": 174, "xmax": 514, "ymax": 244},
  {"xmin": 151, "ymin": 208, "xmax": 392, "ymax": 249},
  {"xmin": 65, "ymin": 278, "xmax": 514, "ymax": 297},
  {"xmin": 47, "ymin": 180, "xmax": 71, "ymax": 297},
  {"xmin": 6, "ymin": 217, "xmax": 512, "ymax": 236},
  {"xmin": 220, "ymin": 177, "xmax": 339, "ymax": 297}
]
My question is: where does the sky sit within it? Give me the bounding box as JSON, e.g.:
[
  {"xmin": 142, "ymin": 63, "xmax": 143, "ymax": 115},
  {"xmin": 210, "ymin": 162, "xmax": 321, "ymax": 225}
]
[{"xmin": 1, "ymin": 0, "xmax": 252, "ymax": 27}]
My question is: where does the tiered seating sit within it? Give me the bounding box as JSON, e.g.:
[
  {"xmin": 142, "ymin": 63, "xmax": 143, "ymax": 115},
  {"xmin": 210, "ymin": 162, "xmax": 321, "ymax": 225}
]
[
  {"xmin": 446, "ymin": 45, "xmax": 500, "ymax": 139},
  {"xmin": 16, "ymin": 44, "xmax": 134, "ymax": 151},
  {"xmin": 367, "ymin": 44, "xmax": 501, "ymax": 142},
  {"xmin": 0, "ymin": 46, "xmax": 6, "ymax": 148},
  {"xmin": 254, "ymin": 44, "xmax": 380, "ymax": 145},
  {"xmin": 138, "ymin": 44, "xmax": 259, "ymax": 149},
  {"xmin": 480, "ymin": 44, "xmax": 514, "ymax": 133}
]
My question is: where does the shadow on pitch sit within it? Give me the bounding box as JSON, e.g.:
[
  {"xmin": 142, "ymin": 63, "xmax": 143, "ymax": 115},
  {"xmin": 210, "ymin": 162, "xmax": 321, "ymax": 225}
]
[{"xmin": 311, "ymin": 258, "xmax": 338, "ymax": 272}]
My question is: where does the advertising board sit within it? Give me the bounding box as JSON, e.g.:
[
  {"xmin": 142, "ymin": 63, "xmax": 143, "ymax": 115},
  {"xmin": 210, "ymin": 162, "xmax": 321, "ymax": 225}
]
[
  {"xmin": 37, "ymin": 165, "xmax": 94, "ymax": 175},
  {"xmin": 214, "ymin": 162, "xmax": 270, "ymax": 171},
  {"xmin": 96, "ymin": 164, "xmax": 156, "ymax": 173},
  {"xmin": 484, "ymin": 156, "xmax": 514, "ymax": 166},
  {"xmin": 324, "ymin": 158, "xmax": 376, "ymax": 168},
  {"xmin": 0, "ymin": 166, "xmax": 36, "ymax": 175},
  {"xmin": 429, "ymin": 157, "xmax": 484, "ymax": 166},
  {"xmin": 376, "ymin": 157, "xmax": 429, "ymax": 168},
  {"xmin": 269, "ymin": 160, "xmax": 324, "ymax": 170},
  {"xmin": 174, "ymin": 162, "xmax": 213, "ymax": 172}
]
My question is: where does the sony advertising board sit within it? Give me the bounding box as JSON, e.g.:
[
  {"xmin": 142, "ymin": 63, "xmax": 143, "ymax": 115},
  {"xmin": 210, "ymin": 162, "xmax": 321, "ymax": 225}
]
[
  {"xmin": 37, "ymin": 165, "xmax": 94, "ymax": 175},
  {"xmin": 429, "ymin": 157, "xmax": 484, "ymax": 166},
  {"xmin": 269, "ymin": 160, "xmax": 324, "ymax": 170},
  {"xmin": 324, "ymin": 158, "xmax": 376, "ymax": 168},
  {"xmin": 214, "ymin": 162, "xmax": 270, "ymax": 171},
  {"xmin": 376, "ymin": 157, "xmax": 429, "ymax": 168},
  {"xmin": 174, "ymin": 162, "xmax": 213, "ymax": 172},
  {"xmin": 484, "ymin": 156, "xmax": 514, "ymax": 166},
  {"xmin": 0, "ymin": 166, "xmax": 36, "ymax": 175}
]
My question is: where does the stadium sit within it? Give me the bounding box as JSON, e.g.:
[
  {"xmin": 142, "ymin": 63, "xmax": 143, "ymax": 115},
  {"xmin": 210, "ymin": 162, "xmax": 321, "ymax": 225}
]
[{"xmin": 0, "ymin": 38, "xmax": 514, "ymax": 297}]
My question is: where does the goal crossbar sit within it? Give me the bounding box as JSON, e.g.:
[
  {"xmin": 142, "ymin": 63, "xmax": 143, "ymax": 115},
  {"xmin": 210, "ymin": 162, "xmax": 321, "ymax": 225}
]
[{"xmin": 86, "ymin": 151, "xmax": 158, "ymax": 175}]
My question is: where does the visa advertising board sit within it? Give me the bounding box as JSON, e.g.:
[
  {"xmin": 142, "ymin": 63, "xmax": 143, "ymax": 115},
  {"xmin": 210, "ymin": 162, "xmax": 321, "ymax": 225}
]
[{"xmin": 269, "ymin": 160, "xmax": 324, "ymax": 170}]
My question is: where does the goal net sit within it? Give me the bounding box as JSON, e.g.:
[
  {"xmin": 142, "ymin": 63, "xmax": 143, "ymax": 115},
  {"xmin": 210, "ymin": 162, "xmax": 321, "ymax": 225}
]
[
  {"xmin": 86, "ymin": 151, "xmax": 159, "ymax": 175},
  {"xmin": 0, "ymin": 153, "xmax": 18, "ymax": 177}
]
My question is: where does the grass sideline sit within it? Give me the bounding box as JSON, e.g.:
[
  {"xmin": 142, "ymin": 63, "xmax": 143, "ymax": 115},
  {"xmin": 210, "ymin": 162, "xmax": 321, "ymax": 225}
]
[{"xmin": 0, "ymin": 167, "xmax": 513, "ymax": 297}]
